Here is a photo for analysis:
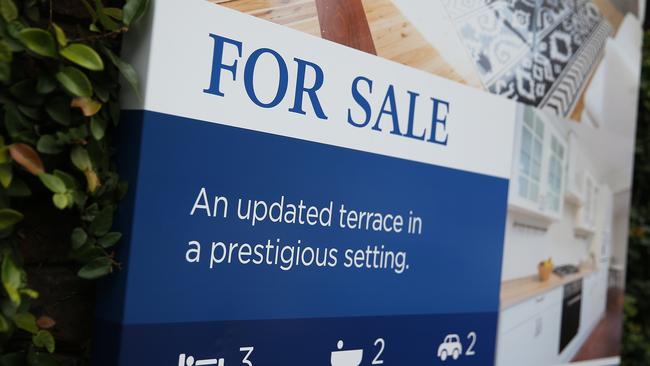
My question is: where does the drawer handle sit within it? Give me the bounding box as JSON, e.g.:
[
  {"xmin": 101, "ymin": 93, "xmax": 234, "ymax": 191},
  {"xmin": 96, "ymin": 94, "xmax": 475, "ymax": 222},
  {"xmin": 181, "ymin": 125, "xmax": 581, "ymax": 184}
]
[
  {"xmin": 534, "ymin": 317, "xmax": 543, "ymax": 337},
  {"xmin": 535, "ymin": 295, "xmax": 545, "ymax": 303}
]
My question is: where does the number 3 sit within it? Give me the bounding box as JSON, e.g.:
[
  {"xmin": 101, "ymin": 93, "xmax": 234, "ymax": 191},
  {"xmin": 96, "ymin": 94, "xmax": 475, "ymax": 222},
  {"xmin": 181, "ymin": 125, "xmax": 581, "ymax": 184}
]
[{"xmin": 240, "ymin": 346, "xmax": 254, "ymax": 366}]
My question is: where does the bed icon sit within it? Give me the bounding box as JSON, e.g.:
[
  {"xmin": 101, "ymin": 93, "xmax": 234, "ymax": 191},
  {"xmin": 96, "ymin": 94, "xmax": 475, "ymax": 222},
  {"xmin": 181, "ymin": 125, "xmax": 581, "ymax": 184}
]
[
  {"xmin": 178, "ymin": 353, "xmax": 224, "ymax": 366},
  {"xmin": 331, "ymin": 340, "xmax": 363, "ymax": 366}
]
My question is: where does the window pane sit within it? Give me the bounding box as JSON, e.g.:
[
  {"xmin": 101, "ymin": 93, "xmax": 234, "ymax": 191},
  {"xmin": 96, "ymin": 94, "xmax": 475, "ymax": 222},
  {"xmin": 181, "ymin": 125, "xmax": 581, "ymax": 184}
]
[
  {"xmin": 520, "ymin": 151, "xmax": 531, "ymax": 175},
  {"xmin": 524, "ymin": 108, "xmax": 534, "ymax": 127},
  {"xmin": 522, "ymin": 128, "xmax": 532, "ymax": 155},
  {"xmin": 530, "ymin": 182, "xmax": 539, "ymax": 201},
  {"xmin": 535, "ymin": 117, "xmax": 544, "ymax": 137},
  {"xmin": 519, "ymin": 176, "xmax": 529, "ymax": 198}
]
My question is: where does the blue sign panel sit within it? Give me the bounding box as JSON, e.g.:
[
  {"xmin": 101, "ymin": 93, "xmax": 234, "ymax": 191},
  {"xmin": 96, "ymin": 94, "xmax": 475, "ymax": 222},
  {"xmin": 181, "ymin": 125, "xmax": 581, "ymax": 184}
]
[{"xmin": 95, "ymin": 110, "xmax": 508, "ymax": 365}]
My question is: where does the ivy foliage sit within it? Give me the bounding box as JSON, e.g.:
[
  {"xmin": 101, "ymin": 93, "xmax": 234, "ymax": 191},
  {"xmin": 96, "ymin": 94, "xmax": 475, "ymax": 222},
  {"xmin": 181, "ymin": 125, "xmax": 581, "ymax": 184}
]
[
  {"xmin": 622, "ymin": 31, "xmax": 650, "ymax": 366},
  {"xmin": 0, "ymin": 0, "xmax": 147, "ymax": 363}
]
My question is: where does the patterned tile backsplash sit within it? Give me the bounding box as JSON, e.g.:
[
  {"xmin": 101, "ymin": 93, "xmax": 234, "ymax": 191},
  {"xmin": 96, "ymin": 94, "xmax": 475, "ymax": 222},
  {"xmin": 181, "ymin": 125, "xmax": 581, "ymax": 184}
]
[{"xmin": 442, "ymin": 0, "xmax": 612, "ymax": 117}]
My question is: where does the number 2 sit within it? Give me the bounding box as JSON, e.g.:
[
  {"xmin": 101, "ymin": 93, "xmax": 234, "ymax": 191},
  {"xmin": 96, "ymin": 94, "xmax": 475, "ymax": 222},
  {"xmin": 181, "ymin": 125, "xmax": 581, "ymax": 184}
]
[
  {"xmin": 372, "ymin": 338, "xmax": 385, "ymax": 364},
  {"xmin": 465, "ymin": 332, "xmax": 477, "ymax": 356}
]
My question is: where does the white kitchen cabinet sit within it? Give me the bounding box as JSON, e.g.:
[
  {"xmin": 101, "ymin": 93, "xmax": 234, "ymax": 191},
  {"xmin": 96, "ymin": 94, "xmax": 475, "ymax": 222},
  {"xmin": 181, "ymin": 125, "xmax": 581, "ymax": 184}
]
[
  {"xmin": 579, "ymin": 271, "xmax": 608, "ymax": 342},
  {"xmin": 565, "ymin": 132, "xmax": 584, "ymax": 204},
  {"xmin": 591, "ymin": 186, "xmax": 613, "ymax": 267},
  {"xmin": 509, "ymin": 107, "xmax": 568, "ymax": 223},
  {"xmin": 580, "ymin": 274, "xmax": 597, "ymax": 333},
  {"xmin": 575, "ymin": 172, "xmax": 599, "ymax": 235},
  {"xmin": 497, "ymin": 287, "xmax": 563, "ymax": 366},
  {"xmin": 497, "ymin": 301, "xmax": 563, "ymax": 366}
]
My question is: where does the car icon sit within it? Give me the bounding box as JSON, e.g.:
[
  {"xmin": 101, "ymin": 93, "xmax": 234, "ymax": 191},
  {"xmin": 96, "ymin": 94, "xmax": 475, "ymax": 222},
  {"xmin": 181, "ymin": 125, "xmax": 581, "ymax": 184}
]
[{"xmin": 437, "ymin": 334, "xmax": 462, "ymax": 361}]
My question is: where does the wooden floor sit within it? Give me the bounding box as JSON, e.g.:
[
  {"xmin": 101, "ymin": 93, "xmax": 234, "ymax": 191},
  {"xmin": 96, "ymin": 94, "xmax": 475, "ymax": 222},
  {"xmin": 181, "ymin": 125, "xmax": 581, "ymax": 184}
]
[
  {"xmin": 210, "ymin": 0, "xmax": 473, "ymax": 85},
  {"xmin": 572, "ymin": 287, "xmax": 624, "ymax": 361},
  {"xmin": 212, "ymin": 0, "xmax": 322, "ymax": 37},
  {"xmin": 360, "ymin": 0, "xmax": 476, "ymax": 85}
]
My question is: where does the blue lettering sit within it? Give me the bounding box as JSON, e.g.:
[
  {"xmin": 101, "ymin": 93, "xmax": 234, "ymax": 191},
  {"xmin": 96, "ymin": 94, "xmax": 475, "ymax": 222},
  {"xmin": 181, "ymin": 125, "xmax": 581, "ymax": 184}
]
[
  {"xmin": 203, "ymin": 34, "xmax": 243, "ymax": 97},
  {"xmin": 404, "ymin": 91, "xmax": 426, "ymax": 141},
  {"xmin": 372, "ymin": 85, "xmax": 402, "ymax": 136},
  {"xmin": 289, "ymin": 58, "xmax": 328, "ymax": 120},
  {"xmin": 244, "ymin": 48, "xmax": 289, "ymax": 108},
  {"xmin": 347, "ymin": 76, "xmax": 373, "ymax": 128},
  {"xmin": 428, "ymin": 98, "xmax": 449, "ymax": 145}
]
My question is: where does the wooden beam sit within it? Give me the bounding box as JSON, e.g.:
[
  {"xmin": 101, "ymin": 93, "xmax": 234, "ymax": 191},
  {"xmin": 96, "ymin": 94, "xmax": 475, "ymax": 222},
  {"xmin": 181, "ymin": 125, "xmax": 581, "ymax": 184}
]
[{"xmin": 314, "ymin": 0, "xmax": 377, "ymax": 55}]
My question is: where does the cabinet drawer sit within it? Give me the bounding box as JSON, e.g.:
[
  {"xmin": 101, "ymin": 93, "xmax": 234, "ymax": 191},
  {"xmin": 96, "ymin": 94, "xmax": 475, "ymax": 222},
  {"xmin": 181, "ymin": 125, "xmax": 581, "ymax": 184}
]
[
  {"xmin": 499, "ymin": 287, "xmax": 563, "ymax": 334},
  {"xmin": 496, "ymin": 302, "xmax": 563, "ymax": 366}
]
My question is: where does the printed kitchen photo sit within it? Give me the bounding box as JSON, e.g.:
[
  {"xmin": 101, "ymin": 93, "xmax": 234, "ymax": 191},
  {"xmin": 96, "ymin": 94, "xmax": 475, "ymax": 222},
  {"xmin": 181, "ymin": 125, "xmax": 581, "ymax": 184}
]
[{"xmin": 497, "ymin": 103, "xmax": 636, "ymax": 365}]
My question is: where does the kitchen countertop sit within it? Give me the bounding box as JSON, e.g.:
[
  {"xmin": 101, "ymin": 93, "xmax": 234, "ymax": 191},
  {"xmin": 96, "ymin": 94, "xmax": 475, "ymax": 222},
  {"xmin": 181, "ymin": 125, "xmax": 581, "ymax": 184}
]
[{"xmin": 500, "ymin": 266, "xmax": 597, "ymax": 310}]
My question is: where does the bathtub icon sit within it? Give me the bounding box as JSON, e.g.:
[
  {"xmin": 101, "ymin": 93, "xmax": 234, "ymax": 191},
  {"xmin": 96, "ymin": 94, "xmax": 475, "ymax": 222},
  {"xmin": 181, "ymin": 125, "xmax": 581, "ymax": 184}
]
[{"xmin": 331, "ymin": 340, "xmax": 363, "ymax": 366}]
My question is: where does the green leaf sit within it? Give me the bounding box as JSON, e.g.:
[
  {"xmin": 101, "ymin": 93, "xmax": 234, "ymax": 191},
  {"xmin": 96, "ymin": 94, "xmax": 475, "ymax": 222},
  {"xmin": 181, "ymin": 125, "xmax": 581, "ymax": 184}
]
[
  {"xmin": 0, "ymin": 61, "xmax": 10, "ymax": 82},
  {"xmin": 89, "ymin": 206, "xmax": 113, "ymax": 236},
  {"xmin": 55, "ymin": 66, "xmax": 93, "ymax": 97},
  {"xmin": 94, "ymin": 82, "xmax": 109, "ymax": 102},
  {"xmin": 0, "ymin": 209, "xmax": 23, "ymax": 230},
  {"xmin": 17, "ymin": 28, "xmax": 56, "ymax": 58},
  {"xmin": 52, "ymin": 193, "xmax": 68, "ymax": 209},
  {"xmin": 1, "ymin": 253, "xmax": 21, "ymax": 305},
  {"xmin": 123, "ymin": 0, "xmax": 149, "ymax": 26},
  {"xmin": 25, "ymin": 3, "xmax": 38, "ymax": 22},
  {"xmin": 77, "ymin": 257, "xmax": 112, "ymax": 279},
  {"xmin": 36, "ymin": 74, "xmax": 57, "ymax": 94},
  {"xmin": 33, "ymin": 330, "xmax": 55, "ymax": 353},
  {"xmin": 6, "ymin": 177, "xmax": 31, "ymax": 197},
  {"xmin": 26, "ymin": 352, "xmax": 59, "ymax": 366},
  {"xmin": 17, "ymin": 105, "xmax": 39, "ymax": 120},
  {"xmin": 52, "ymin": 23, "xmax": 66, "ymax": 47},
  {"xmin": 103, "ymin": 7, "xmax": 123, "ymax": 20},
  {"xmin": 45, "ymin": 96, "xmax": 71, "ymax": 125},
  {"xmin": 1, "ymin": 352, "xmax": 26, "ymax": 366},
  {"xmin": 78, "ymin": 0, "xmax": 97, "ymax": 21},
  {"xmin": 68, "ymin": 125, "xmax": 88, "ymax": 141},
  {"xmin": 0, "ymin": 40, "xmax": 12, "ymax": 63},
  {"xmin": 70, "ymin": 146, "xmax": 91, "ymax": 171},
  {"xmin": 71, "ymin": 227, "xmax": 88, "ymax": 249},
  {"xmin": 6, "ymin": 19, "xmax": 25, "ymax": 39},
  {"xmin": 103, "ymin": 47, "xmax": 139, "ymax": 97},
  {"xmin": 0, "ymin": 164, "xmax": 12, "ymax": 188},
  {"xmin": 98, "ymin": 232, "xmax": 122, "ymax": 248},
  {"xmin": 36, "ymin": 135, "xmax": 63, "ymax": 154},
  {"xmin": 0, "ymin": 0, "xmax": 17, "ymax": 22},
  {"xmin": 14, "ymin": 312, "xmax": 38, "ymax": 334},
  {"xmin": 70, "ymin": 244, "xmax": 103, "ymax": 262},
  {"xmin": 54, "ymin": 169, "xmax": 77, "ymax": 189},
  {"xmin": 94, "ymin": 0, "xmax": 120, "ymax": 31},
  {"xmin": 0, "ymin": 313, "xmax": 9, "ymax": 332},
  {"xmin": 90, "ymin": 115, "xmax": 107, "ymax": 140},
  {"xmin": 20, "ymin": 288, "xmax": 38, "ymax": 299},
  {"xmin": 109, "ymin": 101, "xmax": 120, "ymax": 125},
  {"xmin": 38, "ymin": 173, "xmax": 66, "ymax": 194},
  {"xmin": 10, "ymin": 80, "xmax": 41, "ymax": 106},
  {"xmin": 60, "ymin": 43, "xmax": 104, "ymax": 71}
]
